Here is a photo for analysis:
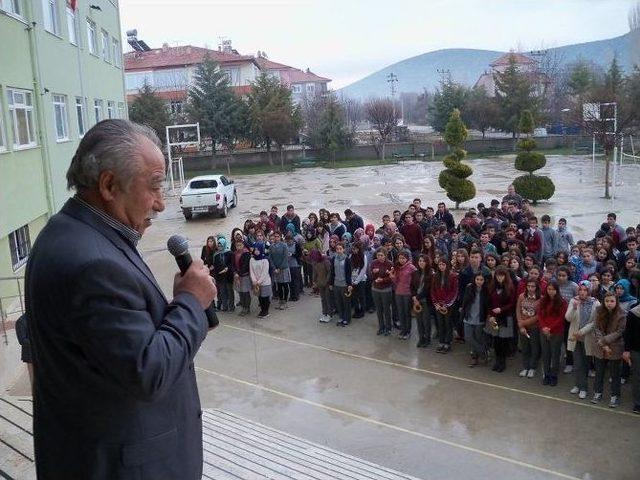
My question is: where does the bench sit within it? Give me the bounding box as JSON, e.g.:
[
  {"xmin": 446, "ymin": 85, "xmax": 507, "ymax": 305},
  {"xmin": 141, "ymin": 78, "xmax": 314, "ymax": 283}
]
[{"xmin": 293, "ymin": 157, "xmax": 318, "ymax": 168}]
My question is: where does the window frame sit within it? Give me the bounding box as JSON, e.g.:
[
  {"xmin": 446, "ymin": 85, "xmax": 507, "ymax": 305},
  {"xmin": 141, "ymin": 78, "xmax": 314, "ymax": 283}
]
[
  {"xmin": 66, "ymin": 4, "xmax": 77, "ymax": 45},
  {"xmin": 0, "ymin": 105, "xmax": 6, "ymax": 153},
  {"xmin": 106, "ymin": 100, "xmax": 115, "ymax": 119},
  {"xmin": 1, "ymin": 0, "xmax": 22, "ymax": 17},
  {"xmin": 86, "ymin": 18, "xmax": 97, "ymax": 56},
  {"xmin": 75, "ymin": 96, "xmax": 86, "ymax": 137},
  {"xmin": 101, "ymin": 29, "xmax": 110, "ymax": 63},
  {"xmin": 42, "ymin": 0, "xmax": 60, "ymax": 36},
  {"xmin": 9, "ymin": 225, "xmax": 31, "ymax": 272},
  {"xmin": 93, "ymin": 99, "xmax": 103, "ymax": 123},
  {"xmin": 117, "ymin": 101, "xmax": 125, "ymax": 119},
  {"xmin": 112, "ymin": 37, "xmax": 121, "ymax": 67},
  {"xmin": 52, "ymin": 93, "xmax": 69, "ymax": 142},
  {"xmin": 7, "ymin": 88, "xmax": 37, "ymax": 149}
]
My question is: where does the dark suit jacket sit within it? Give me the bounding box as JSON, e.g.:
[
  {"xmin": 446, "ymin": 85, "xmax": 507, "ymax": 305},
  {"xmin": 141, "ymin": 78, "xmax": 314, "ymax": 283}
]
[{"xmin": 25, "ymin": 198, "xmax": 208, "ymax": 480}]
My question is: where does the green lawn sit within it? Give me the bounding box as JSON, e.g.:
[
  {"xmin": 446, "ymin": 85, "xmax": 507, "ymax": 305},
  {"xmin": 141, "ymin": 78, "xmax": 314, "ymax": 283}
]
[{"xmin": 184, "ymin": 145, "xmax": 584, "ymax": 179}]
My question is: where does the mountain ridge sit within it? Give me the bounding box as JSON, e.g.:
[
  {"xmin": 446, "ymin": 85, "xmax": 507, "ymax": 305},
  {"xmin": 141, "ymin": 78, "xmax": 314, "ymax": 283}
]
[{"xmin": 338, "ymin": 33, "xmax": 632, "ymax": 99}]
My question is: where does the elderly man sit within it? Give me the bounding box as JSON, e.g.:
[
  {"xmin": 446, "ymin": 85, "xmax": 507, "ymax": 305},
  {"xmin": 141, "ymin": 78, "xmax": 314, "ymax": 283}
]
[
  {"xmin": 502, "ymin": 183, "xmax": 523, "ymax": 208},
  {"xmin": 26, "ymin": 120, "xmax": 216, "ymax": 480}
]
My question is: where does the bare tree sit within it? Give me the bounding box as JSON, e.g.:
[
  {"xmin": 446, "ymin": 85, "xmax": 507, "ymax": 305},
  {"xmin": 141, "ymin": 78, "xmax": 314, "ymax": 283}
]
[
  {"xmin": 364, "ymin": 98, "xmax": 399, "ymax": 160},
  {"xmin": 341, "ymin": 97, "xmax": 364, "ymax": 134}
]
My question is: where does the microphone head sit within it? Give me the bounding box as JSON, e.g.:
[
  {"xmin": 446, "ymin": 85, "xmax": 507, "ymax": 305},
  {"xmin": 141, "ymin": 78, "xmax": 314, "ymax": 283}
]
[{"xmin": 167, "ymin": 235, "xmax": 189, "ymax": 257}]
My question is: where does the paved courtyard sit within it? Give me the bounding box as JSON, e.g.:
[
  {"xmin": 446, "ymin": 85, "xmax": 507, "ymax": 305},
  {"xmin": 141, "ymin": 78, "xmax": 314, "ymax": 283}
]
[{"xmin": 4, "ymin": 154, "xmax": 640, "ymax": 479}]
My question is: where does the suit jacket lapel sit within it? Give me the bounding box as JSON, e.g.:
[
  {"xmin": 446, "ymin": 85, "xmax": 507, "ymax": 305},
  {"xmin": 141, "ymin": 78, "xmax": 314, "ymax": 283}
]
[{"xmin": 61, "ymin": 199, "xmax": 168, "ymax": 302}]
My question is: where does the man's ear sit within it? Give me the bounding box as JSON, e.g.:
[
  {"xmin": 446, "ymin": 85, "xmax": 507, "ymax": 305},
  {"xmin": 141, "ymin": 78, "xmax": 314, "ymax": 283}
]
[{"xmin": 98, "ymin": 170, "xmax": 118, "ymax": 202}]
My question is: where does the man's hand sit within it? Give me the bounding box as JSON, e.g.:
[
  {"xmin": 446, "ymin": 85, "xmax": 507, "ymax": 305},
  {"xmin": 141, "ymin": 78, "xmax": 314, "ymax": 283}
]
[
  {"xmin": 622, "ymin": 351, "xmax": 631, "ymax": 366},
  {"xmin": 174, "ymin": 259, "xmax": 216, "ymax": 309}
]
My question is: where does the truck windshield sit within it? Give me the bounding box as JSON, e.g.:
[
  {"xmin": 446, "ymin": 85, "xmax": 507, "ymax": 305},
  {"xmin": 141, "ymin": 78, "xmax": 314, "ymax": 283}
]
[{"xmin": 190, "ymin": 180, "xmax": 217, "ymax": 189}]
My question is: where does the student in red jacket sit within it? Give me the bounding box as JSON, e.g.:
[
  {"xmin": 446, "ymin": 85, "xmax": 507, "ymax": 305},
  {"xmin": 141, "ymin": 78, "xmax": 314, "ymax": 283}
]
[
  {"xmin": 538, "ymin": 281, "xmax": 569, "ymax": 386},
  {"xmin": 431, "ymin": 257, "xmax": 459, "ymax": 353},
  {"xmin": 523, "ymin": 216, "xmax": 544, "ymax": 265},
  {"xmin": 391, "ymin": 251, "xmax": 417, "ymax": 339},
  {"xmin": 370, "ymin": 247, "xmax": 394, "ymax": 335},
  {"xmin": 485, "ymin": 266, "xmax": 517, "ymax": 372},
  {"xmin": 400, "ymin": 213, "xmax": 423, "ymax": 259}
]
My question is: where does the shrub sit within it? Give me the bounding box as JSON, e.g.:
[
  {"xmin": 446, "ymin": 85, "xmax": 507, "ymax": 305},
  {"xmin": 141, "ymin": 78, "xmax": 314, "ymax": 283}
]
[
  {"xmin": 513, "ymin": 175, "xmax": 555, "ymax": 202},
  {"xmin": 438, "ymin": 109, "xmax": 476, "ymax": 208},
  {"xmin": 515, "ymin": 151, "xmax": 546, "ymax": 172}
]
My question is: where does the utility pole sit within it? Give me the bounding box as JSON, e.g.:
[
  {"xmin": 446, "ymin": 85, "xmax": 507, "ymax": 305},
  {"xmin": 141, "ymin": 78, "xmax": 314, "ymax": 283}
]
[{"xmin": 387, "ymin": 72, "xmax": 398, "ymax": 121}]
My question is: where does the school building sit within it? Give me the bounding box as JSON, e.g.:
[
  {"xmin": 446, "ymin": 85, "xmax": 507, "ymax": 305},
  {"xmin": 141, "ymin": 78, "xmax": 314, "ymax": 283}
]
[{"xmin": 0, "ymin": 0, "xmax": 127, "ymax": 382}]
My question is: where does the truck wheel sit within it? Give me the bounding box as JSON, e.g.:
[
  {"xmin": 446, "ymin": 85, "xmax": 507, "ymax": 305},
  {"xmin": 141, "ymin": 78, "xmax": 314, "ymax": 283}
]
[
  {"xmin": 231, "ymin": 190, "xmax": 238, "ymax": 208},
  {"xmin": 219, "ymin": 200, "xmax": 228, "ymax": 218},
  {"xmin": 184, "ymin": 211, "xmax": 193, "ymax": 221}
]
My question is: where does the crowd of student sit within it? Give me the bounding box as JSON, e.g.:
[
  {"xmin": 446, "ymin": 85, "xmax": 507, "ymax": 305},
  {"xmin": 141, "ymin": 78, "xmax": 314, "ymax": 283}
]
[{"xmin": 200, "ymin": 185, "xmax": 640, "ymax": 412}]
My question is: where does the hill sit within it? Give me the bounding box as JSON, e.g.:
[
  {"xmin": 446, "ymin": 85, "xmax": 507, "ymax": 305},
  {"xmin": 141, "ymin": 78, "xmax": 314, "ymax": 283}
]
[{"xmin": 338, "ymin": 33, "xmax": 632, "ymax": 100}]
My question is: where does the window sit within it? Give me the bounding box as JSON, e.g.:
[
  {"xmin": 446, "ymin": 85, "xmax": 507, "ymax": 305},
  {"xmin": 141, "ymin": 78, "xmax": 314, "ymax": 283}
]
[
  {"xmin": 107, "ymin": 100, "xmax": 115, "ymax": 119},
  {"xmin": 52, "ymin": 94, "xmax": 69, "ymax": 141},
  {"xmin": 1, "ymin": 0, "xmax": 21, "ymax": 16},
  {"xmin": 75, "ymin": 97, "xmax": 86, "ymax": 136},
  {"xmin": 170, "ymin": 101, "xmax": 183, "ymax": 115},
  {"xmin": 94, "ymin": 99, "xmax": 103, "ymax": 123},
  {"xmin": 101, "ymin": 29, "xmax": 110, "ymax": 63},
  {"xmin": 86, "ymin": 19, "xmax": 97, "ymax": 55},
  {"xmin": 125, "ymin": 71, "xmax": 153, "ymax": 92},
  {"xmin": 117, "ymin": 102, "xmax": 125, "ymax": 119},
  {"xmin": 112, "ymin": 37, "xmax": 121, "ymax": 67},
  {"xmin": 66, "ymin": 4, "xmax": 76, "ymax": 45},
  {"xmin": 9, "ymin": 225, "xmax": 31, "ymax": 271},
  {"xmin": 306, "ymin": 83, "xmax": 315, "ymax": 94},
  {"xmin": 0, "ymin": 109, "xmax": 6, "ymax": 152},
  {"xmin": 7, "ymin": 88, "xmax": 36, "ymax": 148},
  {"xmin": 43, "ymin": 0, "xmax": 59, "ymax": 35},
  {"xmin": 291, "ymin": 84, "xmax": 302, "ymax": 94}
]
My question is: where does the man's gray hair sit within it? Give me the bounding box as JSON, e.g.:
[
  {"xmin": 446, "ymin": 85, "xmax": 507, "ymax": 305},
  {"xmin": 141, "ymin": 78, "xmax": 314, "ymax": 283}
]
[{"xmin": 66, "ymin": 119, "xmax": 162, "ymax": 192}]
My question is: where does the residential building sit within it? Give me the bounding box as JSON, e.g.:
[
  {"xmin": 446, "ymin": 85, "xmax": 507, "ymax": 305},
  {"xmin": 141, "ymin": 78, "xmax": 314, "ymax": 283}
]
[
  {"xmin": 0, "ymin": 0, "xmax": 127, "ymax": 382},
  {"xmin": 255, "ymin": 56, "xmax": 331, "ymax": 104},
  {"xmin": 474, "ymin": 52, "xmax": 549, "ymax": 97},
  {"xmin": 124, "ymin": 43, "xmax": 262, "ymax": 112}
]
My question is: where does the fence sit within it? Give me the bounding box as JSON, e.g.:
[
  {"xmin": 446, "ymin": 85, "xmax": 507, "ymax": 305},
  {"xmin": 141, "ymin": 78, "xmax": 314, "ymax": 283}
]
[
  {"xmin": 0, "ymin": 276, "xmax": 25, "ymax": 346},
  {"xmin": 177, "ymin": 135, "xmax": 590, "ymax": 175}
]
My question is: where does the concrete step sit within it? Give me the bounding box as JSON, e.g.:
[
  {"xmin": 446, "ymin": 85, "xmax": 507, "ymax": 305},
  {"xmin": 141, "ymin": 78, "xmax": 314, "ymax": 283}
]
[
  {"xmin": 202, "ymin": 409, "xmax": 423, "ymax": 480},
  {"xmin": 0, "ymin": 396, "xmax": 35, "ymax": 480},
  {"xmin": 0, "ymin": 398, "xmax": 422, "ymax": 480}
]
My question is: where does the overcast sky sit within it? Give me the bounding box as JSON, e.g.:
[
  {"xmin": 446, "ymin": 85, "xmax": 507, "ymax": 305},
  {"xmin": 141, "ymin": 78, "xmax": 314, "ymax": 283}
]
[{"xmin": 119, "ymin": 0, "xmax": 637, "ymax": 88}]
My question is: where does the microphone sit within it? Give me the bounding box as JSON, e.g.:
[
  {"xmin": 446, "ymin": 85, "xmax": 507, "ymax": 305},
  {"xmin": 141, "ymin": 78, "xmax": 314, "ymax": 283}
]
[{"xmin": 167, "ymin": 235, "xmax": 219, "ymax": 329}]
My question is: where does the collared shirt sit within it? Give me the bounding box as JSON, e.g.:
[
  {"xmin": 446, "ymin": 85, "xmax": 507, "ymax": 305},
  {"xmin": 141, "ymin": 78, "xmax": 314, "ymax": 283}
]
[{"xmin": 73, "ymin": 195, "xmax": 142, "ymax": 247}]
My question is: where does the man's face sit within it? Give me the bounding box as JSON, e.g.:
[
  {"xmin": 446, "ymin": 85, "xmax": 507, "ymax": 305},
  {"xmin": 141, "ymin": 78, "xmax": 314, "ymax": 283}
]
[
  {"xmin": 105, "ymin": 137, "xmax": 165, "ymax": 235},
  {"xmin": 607, "ymin": 216, "xmax": 615, "ymax": 226},
  {"xmin": 271, "ymin": 207, "xmax": 278, "ymax": 215},
  {"xmin": 529, "ymin": 221, "xmax": 537, "ymax": 230},
  {"xmin": 481, "ymin": 233, "xmax": 489, "ymax": 244},
  {"xmin": 437, "ymin": 204, "xmax": 445, "ymax": 213},
  {"xmin": 628, "ymin": 240, "xmax": 637, "ymax": 252},
  {"xmin": 393, "ymin": 212, "xmax": 401, "ymax": 221},
  {"xmin": 287, "ymin": 207, "xmax": 295, "ymax": 216},
  {"xmin": 405, "ymin": 215, "xmax": 413, "ymax": 225},
  {"xmin": 470, "ymin": 253, "xmax": 481, "ymax": 267},
  {"xmin": 506, "ymin": 231, "xmax": 516, "ymax": 240},
  {"xmin": 508, "ymin": 185, "xmax": 515, "ymax": 195},
  {"xmin": 426, "ymin": 208, "xmax": 434, "ymax": 218},
  {"xmin": 382, "ymin": 217, "xmax": 390, "ymax": 225},
  {"xmin": 415, "ymin": 212, "xmax": 424, "ymax": 222},
  {"xmin": 558, "ymin": 221, "xmax": 566, "ymax": 229},
  {"xmin": 330, "ymin": 215, "xmax": 338, "ymax": 225},
  {"xmin": 542, "ymin": 221, "xmax": 550, "ymax": 229}
]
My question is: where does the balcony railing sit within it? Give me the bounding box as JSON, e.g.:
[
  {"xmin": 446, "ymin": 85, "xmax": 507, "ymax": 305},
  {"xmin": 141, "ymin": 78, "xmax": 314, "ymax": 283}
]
[{"xmin": 0, "ymin": 276, "xmax": 25, "ymax": 346}]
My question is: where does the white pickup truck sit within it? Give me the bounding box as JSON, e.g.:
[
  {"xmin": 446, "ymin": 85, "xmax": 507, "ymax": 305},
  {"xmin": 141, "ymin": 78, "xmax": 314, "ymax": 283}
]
[{"xmin": 179, "ymin": 174, "xmax": 238, "ymax": 220}]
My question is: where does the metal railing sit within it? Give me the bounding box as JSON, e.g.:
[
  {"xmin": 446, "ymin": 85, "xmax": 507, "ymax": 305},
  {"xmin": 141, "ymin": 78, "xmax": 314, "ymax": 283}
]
[{"xmin": 0, "ymin": 276, "xmax": 25, "ymax": 346}]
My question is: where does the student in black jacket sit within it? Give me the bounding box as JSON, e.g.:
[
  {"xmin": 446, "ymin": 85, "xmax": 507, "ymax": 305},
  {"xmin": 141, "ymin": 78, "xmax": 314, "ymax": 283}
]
[
  {"xmin": 329, "ymin": 242, "xmax": 353, "ymax": 326},
  {"xmin": 213, "ymin": 237, "xmax": 235, "ymax": 311},
  {"xmin": 623, "ymin": 303, "xmax": 640, "ymax": 413}
]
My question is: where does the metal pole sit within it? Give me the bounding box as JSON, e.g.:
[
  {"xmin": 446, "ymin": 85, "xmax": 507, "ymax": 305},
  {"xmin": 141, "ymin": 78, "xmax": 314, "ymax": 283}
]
[
  {"xmin": 592, "ymin": 134, "xmax": 596, "ymax": 175},
  {"xmin": 612, "ymin": 145, "xmax": 617, "ymax": 209}
]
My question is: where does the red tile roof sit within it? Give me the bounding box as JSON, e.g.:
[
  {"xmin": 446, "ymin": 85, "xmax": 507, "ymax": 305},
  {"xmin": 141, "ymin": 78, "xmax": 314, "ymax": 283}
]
[
  {"xmin": 254, "ymin": 57, "xmax": 290, "ymax": 70},
  {"xmin": 124, "ymin": 45, "xmax": 257, "ymax": 71},
  {"xmin": 490, "ymin": 52, "xmax": 536, "ymax": 67},
  {"xmin": 255, "ymin": 57, "xmax": 330, "ymax": 83}
]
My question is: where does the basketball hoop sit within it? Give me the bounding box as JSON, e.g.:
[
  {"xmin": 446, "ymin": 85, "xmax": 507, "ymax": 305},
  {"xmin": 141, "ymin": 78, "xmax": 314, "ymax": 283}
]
[{"xmin": 165, "ymin": 123, "xmax": 201, "ymax": 195}]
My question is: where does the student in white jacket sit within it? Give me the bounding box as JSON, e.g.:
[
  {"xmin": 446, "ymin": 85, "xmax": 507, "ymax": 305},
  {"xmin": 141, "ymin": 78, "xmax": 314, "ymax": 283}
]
[
  {"xmin": 566, "ymin": 281, "xmax": 600, "ymax": 399},
  {"xmin": 250, "ymin": 242, "xmax": 273, "ymax": 318}
]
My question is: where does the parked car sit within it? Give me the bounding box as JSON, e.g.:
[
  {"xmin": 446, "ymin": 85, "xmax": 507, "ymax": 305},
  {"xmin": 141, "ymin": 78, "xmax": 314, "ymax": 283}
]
[{"xmin": 179, "ymin": 175, "xmax": 238, "ymax": 220}]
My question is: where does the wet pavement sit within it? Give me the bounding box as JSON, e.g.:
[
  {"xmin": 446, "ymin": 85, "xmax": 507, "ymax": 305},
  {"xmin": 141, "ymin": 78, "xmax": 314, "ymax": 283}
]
[
  {"xmin": 4, "ymin": 155, "xmax": 639, "ymax": 479},
  {"xmin": 135, "ymin": 154, "xmax": 640, "ymax": 480}
]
